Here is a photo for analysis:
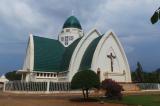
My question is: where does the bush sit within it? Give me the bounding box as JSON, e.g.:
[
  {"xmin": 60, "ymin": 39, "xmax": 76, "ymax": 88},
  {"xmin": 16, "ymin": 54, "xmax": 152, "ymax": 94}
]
[
  {"xmin": 71, "ymin": 70, "xmax": 100, "ymax": 99},
  {"xmin": 5, "ymin": 71, "xmax": 21, "ymax": 81},
  {"xmin": 101, "ymin": 79, "xmax": 123, "ymax": 100}
]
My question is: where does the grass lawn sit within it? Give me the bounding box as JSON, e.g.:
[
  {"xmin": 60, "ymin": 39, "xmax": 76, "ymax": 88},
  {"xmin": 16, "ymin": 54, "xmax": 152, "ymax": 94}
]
[{"xmin": 101, "ymin": 94, "xmax": 160, "ymax": 106}]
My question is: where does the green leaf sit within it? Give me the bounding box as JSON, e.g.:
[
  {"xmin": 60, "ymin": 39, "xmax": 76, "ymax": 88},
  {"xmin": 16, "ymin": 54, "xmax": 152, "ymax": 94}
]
[
  {"xmin": 151, "ymin": 11, "xmax": 159, "ymax": 24},
  {"xmin": 159, "ymin": 11, "xmax": 160, "ymax": 19}
]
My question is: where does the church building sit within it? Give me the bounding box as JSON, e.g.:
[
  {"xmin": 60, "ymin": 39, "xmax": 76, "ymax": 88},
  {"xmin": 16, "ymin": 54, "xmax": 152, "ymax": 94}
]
[{"xmin": 17, "ymin": 16, "xmax": 131, "ymax": 83}]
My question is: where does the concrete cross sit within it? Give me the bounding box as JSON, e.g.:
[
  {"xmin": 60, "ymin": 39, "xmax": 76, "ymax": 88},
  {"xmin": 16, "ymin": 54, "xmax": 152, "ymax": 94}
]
[
  {"xmin": 107, "ymin": 53, "xmax": 116, "ymax": 72},
  {"xmin": 71, "ymin": 10, "xmax": 74, "ymax": 15}
]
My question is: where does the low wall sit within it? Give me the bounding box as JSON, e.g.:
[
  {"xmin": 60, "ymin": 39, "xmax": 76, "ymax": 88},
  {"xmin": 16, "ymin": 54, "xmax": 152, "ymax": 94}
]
[
  {"xmin": 120, "ymin": 83, "xmax": 140, "ymax": 91},
  {"xmin": 120, "ymin": 83, "xmax": 160, "ymax": 91}
]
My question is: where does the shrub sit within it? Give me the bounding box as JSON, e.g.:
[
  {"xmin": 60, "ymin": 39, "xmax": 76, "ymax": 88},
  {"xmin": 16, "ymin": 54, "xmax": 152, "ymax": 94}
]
[
  {"xmin": 5, "ymin": 71, "xmax": 21, "ymax": 81},
  {"xmin": 101, "ymin": 79, "xmax": 123, "ymax": 100},
  {"xmin": 71, "ymin": 70, "xmax": 100, "ymax": 99}
]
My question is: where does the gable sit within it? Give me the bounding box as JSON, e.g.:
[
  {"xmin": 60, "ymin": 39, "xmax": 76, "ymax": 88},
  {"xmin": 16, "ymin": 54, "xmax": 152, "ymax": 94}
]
[{"xmin": 91, "ymin": 30, "xmax": 131, "ymax": 82}]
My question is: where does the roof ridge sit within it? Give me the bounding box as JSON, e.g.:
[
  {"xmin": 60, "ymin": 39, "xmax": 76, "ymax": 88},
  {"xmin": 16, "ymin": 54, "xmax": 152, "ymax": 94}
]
[{"xmin": 33, "ymin": 35, "xmax": 57, "ymax": 41}]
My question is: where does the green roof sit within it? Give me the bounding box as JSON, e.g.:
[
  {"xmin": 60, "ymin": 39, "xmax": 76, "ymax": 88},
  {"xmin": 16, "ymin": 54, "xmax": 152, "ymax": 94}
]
[
  {"xmin": 33, "ymin": 36, "xmax": 65, "ymax": 72},
  {"xmin": 63, "ymin": 16, "xmax": 82, "ymax": 29},
  {"xmin": 33, "ymin": 36, "xmax": 81, "ymax": 72},
  {"xmin": 79, "ymin": 36, "xmax": 102, "ymax": 70},
  {"xmin": 60, "ymin": 38, "xmax": 81, "ymax": 71}
]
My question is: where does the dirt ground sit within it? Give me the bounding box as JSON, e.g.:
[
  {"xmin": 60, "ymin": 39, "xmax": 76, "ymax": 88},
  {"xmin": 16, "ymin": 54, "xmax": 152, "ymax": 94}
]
[
  {"xmin": 1, "ymin": 90, "xmax": 160, "ymax": 106},
  {"xmin": 0, "ymin": 92, "xmax": 125, "ymax": 106}
]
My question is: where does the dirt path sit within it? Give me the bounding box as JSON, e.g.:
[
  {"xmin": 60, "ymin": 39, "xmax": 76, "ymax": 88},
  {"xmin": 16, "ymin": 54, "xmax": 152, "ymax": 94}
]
[{"xmin": 0, "ymin": 93, "xmax": 125, "ymax": 106}]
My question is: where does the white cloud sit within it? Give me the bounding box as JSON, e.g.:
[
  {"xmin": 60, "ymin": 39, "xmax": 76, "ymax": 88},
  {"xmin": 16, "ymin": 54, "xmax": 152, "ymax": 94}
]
[
  {"xmin": 0, "ymin": 0, "xmax": 58, "ymax": 42},
  {"xmin": 0, "ymin": 0, "xmax": 46, "ymax": 28}
]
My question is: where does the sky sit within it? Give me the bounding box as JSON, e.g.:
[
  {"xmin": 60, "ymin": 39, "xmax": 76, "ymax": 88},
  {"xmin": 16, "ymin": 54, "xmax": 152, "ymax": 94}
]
[{"xmin": 0, "ymin": 0, "xmax": 160, "ymax": 75}]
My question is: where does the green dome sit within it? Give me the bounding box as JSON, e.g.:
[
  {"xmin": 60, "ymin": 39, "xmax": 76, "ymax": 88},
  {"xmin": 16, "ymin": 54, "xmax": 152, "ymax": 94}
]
[{"xmin": 63, "ymin": 16, "xmax": 82, "ymax": 29}]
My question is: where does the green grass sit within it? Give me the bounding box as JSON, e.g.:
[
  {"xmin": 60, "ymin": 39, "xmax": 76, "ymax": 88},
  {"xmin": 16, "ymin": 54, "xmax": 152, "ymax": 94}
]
[{"xmin": 101, "ymin": 95, "xmax": 160, "ymax": 106}]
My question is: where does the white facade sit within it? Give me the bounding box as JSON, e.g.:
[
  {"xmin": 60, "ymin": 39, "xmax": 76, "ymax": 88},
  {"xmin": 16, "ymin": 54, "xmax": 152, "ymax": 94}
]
[
  {"xmin": 91, "ymin": 30, "xmax": 131, "ymax": 82},
  {"xmin": 67, "ymin": 29, "xmax": 131, "ymax": 82},
  {"xmin": 58, "ymin": 28, "xmax": 83, "ymax": 47}
]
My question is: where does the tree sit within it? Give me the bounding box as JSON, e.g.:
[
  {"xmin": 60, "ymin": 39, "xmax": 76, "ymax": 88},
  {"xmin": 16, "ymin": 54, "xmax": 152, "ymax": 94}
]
[
  {"xmin": 132, "ymin": 70, "xmax": 160, "ymax": 83},
  {"xmin": 155, "ymin": 68, "xmax": 160, "ymax": 82},
  {"xmin": 135, "ymin": 62, "xmax": 144, "ymax": 82},
  {"xmin": 5, "ymin": 71, "xmax": 21, "ymax": 81},
  {"xmin": 151, "ymin": 7, "xmax": 160, "ymax": 24},
  {"xmin": 101, "ymin": 79, "xmax": 123, "ymax": 100},
  {"xmin": 71, "ymin": 70, "xmax": 100, "ymax": 99},
  {"xmin": 131, "ymin": 71, "xmax": 137, "ymax": 82}
]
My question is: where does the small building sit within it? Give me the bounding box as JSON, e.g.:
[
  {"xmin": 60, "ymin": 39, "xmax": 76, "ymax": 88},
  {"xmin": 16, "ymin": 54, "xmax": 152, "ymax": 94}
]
[
  {"xmin": 17, "ymin": 16, "xmax": 131, "ymax": 83},
  {"xmin": 0, "ymin": 75, "xmax": 9, "ymax": 83}
]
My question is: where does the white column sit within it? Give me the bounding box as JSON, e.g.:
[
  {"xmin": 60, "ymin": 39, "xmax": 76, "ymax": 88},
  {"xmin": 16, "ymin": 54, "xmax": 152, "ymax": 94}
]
[
  {"xmin": 46, "ymin": 81, "xmax": 50, "ymax": 93},
  {"xmin": 3, "ymin": 82, "xmax": 6, "ymax": 92},
  {"xmin": 158, "ymin": 83, "xmax": 160, "ymax": 90},
  {"xmin": 21, "ymin": 74, "xmax": 23, "ymax": 81}
]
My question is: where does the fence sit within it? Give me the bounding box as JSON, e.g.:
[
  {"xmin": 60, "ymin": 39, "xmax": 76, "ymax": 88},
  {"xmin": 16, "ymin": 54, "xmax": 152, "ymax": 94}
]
[
  {"xmin": 0, "ymin": 83, "xmax": 3, "ymax": 91},
  {"xmin": 136, "ymin": 83, "xmax": 160, "ymax": 90},
  {"xmin": 3, "ymin": 81, "xmax": 160, "ymax": 93},
  {"xmin": 4, "ymin": 81, "xmax": 71, "ymax": 93}
]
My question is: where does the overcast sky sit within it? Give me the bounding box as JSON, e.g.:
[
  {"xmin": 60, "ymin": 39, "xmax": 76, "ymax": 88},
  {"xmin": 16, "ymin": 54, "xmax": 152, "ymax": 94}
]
[{"xmin": 0, "ymin": 0, "xmax": 160, "ymax": 75}]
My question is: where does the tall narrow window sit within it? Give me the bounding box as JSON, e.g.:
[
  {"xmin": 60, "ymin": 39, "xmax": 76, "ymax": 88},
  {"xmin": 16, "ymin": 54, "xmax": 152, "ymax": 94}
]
[
  {"xmin": 65, "ymin": 36, "xmax": 68, "ymax": 45},
  {"xmin": 47, "ymin": 73, "xmax": 50, "ymax": 77},
  {"xmin": 65, "ymin": 41, "xmax": 68, "ymax": 45},
  {"xmin": 61, "ymin": 37, "xmax": 64, "ymax": 41},
  {"xmin": 69, "ymin": 36, "xmax": 74, "ymax": 40},
  {"xmin": 65, "ymin": 36, "xmax": 68, "ymax": 41},
  {"xmin": 71, "ymin": 36, "xmax": 74, "ymax": 40},
  {"xmin": 66, "ymin": 29, "xmax": 70, "ymax": 32},
  {"xmin": 54, "ymin": 74, "xmax": 56, "ymax": 77},
  {"xmin": 51, "ymin": 73, "xmax": 53, "ymax": 77}
]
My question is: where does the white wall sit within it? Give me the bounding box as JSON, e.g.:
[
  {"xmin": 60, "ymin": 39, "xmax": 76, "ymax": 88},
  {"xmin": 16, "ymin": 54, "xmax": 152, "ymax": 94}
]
[
  {"xmin": 91, "ymin": 30, "xmax": 131, "ymax": 82},
  {"xmin": 58, "ymin": 28, "xmax": 83, "ymax": 47},
  {"xmin": 22, "ymin": 34, "xmax": 34, "ymax": 82}
]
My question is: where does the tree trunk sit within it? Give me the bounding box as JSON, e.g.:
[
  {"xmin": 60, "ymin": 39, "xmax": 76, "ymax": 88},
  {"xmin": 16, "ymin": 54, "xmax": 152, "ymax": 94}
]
[
  {"xmin": 82, "ymin": 89, "xmax": 86, "ymax": 99},
  {"xmin": 86, "ymin": 89, "xmax": 89, "ymax": 99}
]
